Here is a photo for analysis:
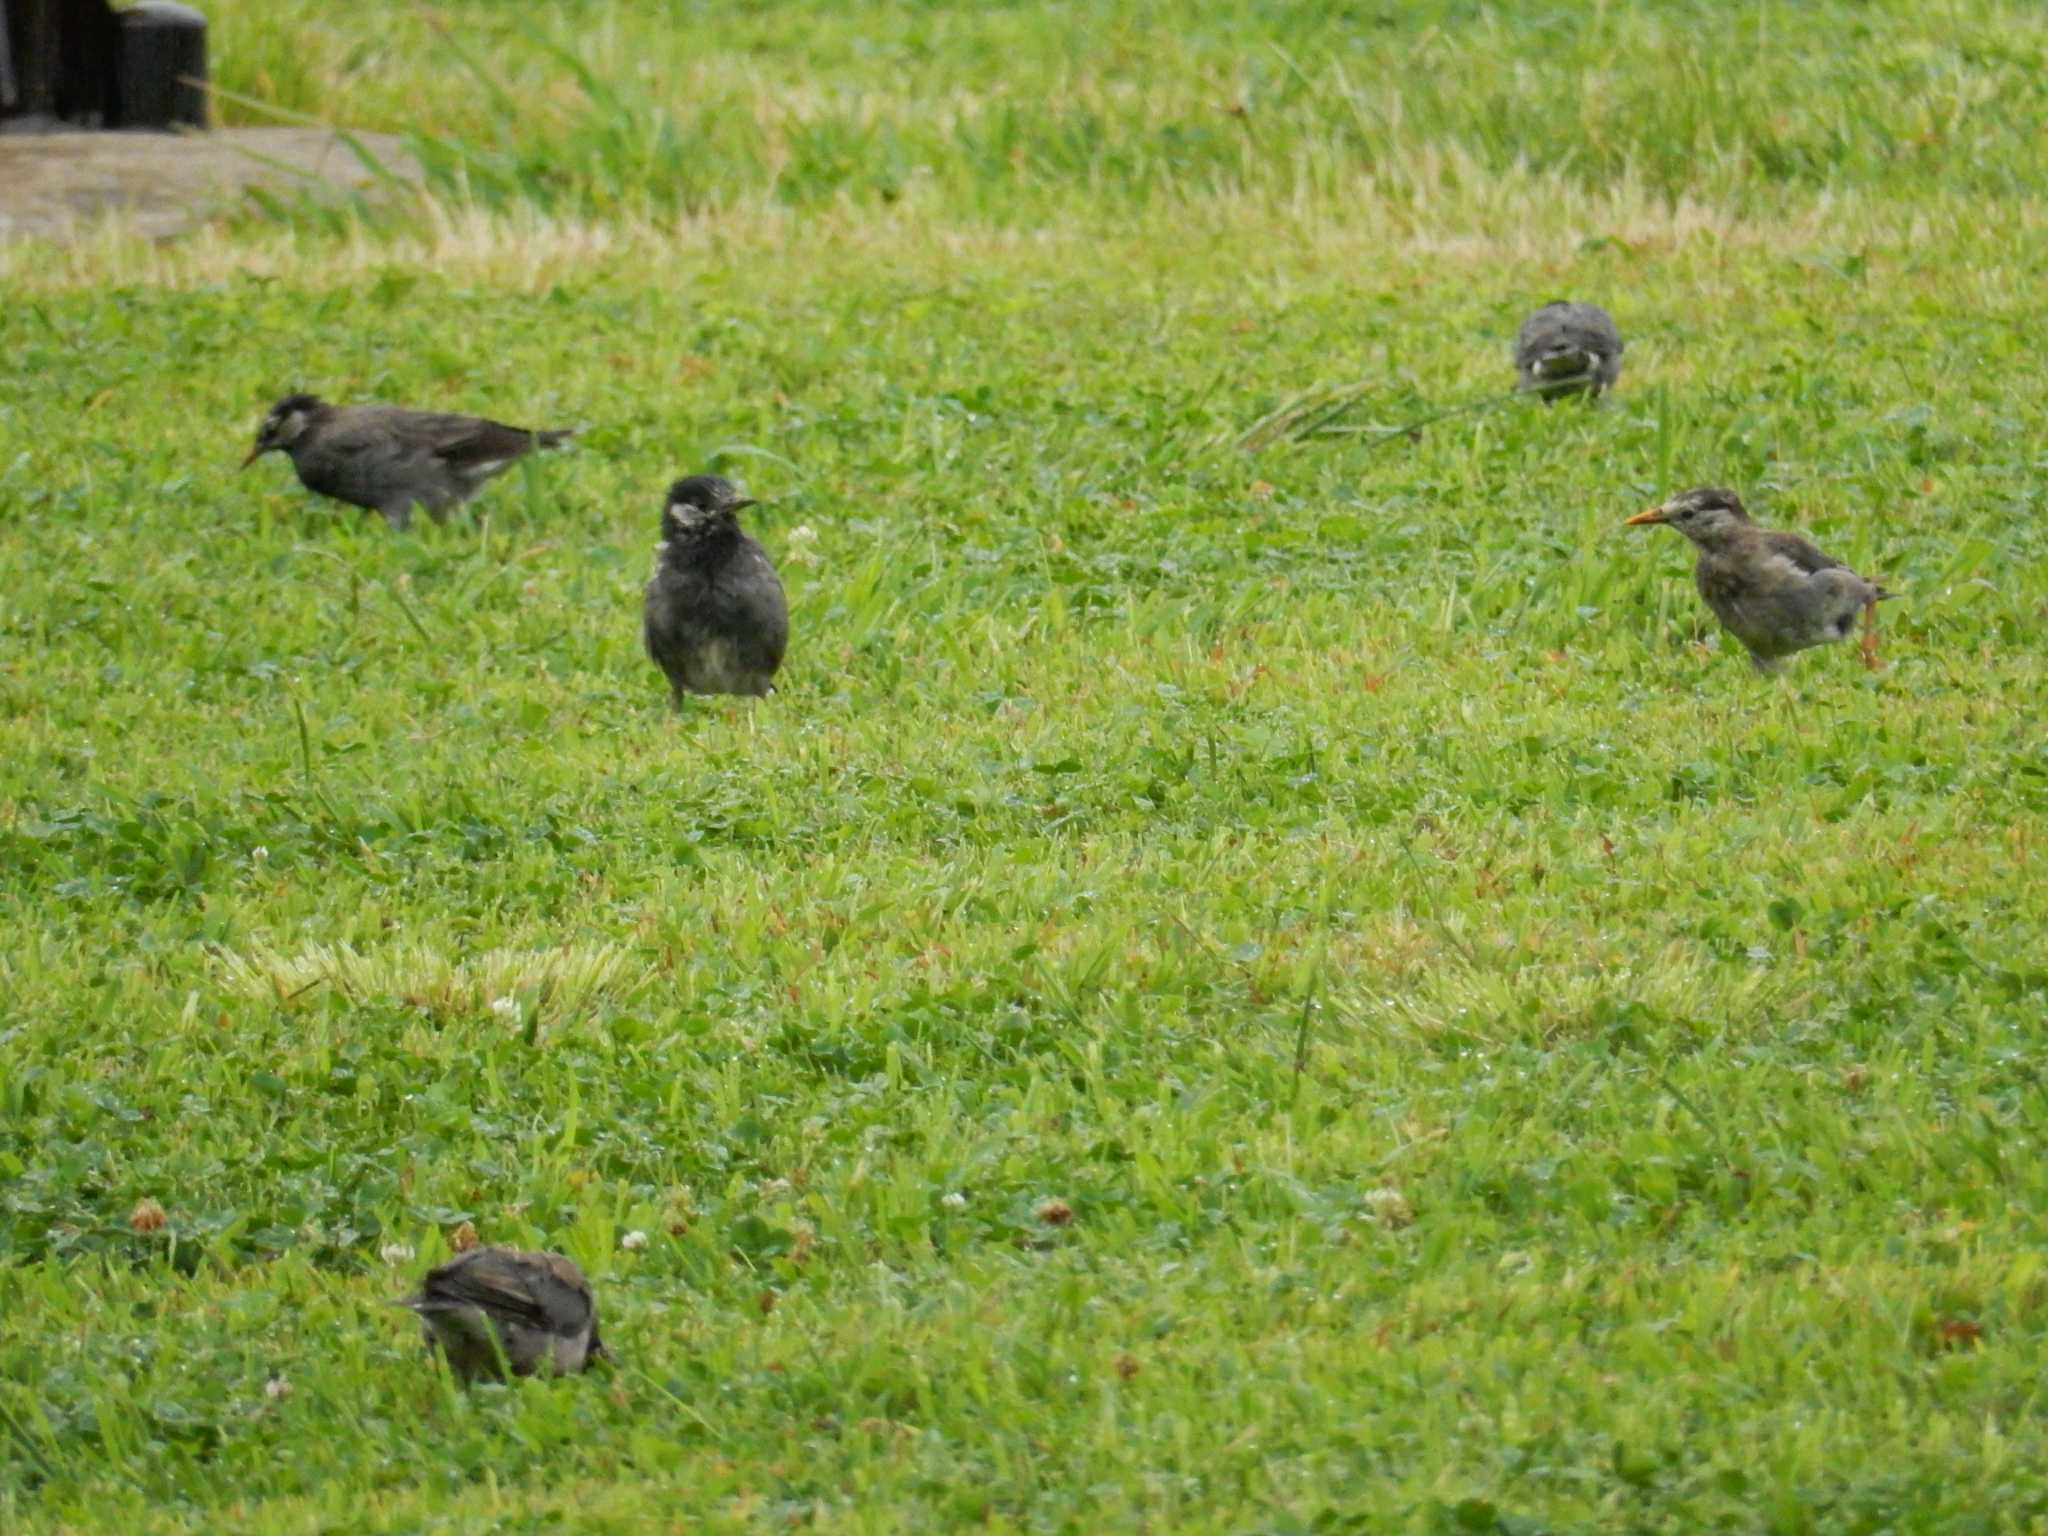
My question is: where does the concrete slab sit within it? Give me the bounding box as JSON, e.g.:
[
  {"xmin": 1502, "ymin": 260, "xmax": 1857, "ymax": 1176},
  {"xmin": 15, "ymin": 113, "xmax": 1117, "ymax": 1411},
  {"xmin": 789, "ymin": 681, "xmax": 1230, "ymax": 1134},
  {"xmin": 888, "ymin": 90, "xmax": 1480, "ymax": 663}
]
[{"xmin": 0, "ymin": 126, "xmax": 419, "ymax": 241}]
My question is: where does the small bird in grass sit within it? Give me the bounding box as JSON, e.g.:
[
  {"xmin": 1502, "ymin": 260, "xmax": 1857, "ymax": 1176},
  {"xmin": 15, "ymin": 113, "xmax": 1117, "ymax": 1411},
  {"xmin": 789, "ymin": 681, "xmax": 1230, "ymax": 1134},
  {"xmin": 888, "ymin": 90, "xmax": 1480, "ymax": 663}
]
[
  {"xmin": 1626, "ymin": 487, "xmax": 1895, "ymax": 672},
  {"xmin": 395, "ymin": 1246, "xmax": 606, "ymax": 1383},
  {"xmin": 240, "ymin": 394, "xmax": 575, "ymax": 529},
  {"xmin": 643, "ymin": 473, "xmax": 789, "ymax": 704},
  {"xmin": 1514, "ymin": 301, "xmax": 1624, "ymax": 401}
]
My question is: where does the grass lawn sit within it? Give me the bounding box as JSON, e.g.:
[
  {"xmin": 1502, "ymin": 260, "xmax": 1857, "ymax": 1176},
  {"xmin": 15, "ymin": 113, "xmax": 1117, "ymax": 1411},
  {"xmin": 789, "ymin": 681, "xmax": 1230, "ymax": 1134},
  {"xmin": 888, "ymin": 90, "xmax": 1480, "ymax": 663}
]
[{"xmin": 3, "ymin": 1, "xmax": 2047, "ymax": 1530}]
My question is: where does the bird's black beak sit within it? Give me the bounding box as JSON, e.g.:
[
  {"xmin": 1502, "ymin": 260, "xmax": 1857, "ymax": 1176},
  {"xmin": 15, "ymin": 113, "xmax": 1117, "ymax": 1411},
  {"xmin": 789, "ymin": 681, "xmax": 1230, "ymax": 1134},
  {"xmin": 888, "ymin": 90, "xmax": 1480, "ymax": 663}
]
[
  {"xmin": 239, "ymin": 443, "xmax": 269, "ymax": 470},
  {"xmin": 727, "ymin": 498, "xmax": 757, "ymax": 513}
]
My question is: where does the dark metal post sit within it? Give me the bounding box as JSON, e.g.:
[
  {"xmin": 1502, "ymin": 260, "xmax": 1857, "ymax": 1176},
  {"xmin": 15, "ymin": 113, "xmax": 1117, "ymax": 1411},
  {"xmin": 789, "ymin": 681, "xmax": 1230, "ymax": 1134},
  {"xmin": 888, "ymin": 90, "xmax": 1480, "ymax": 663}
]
[
  {"xmin": 1, "ymin": 0, "xmax": 207, "ymax": 131},
  {"xmin": 114, "ymin": 0, "xmax": 206, "ymax": 129}
]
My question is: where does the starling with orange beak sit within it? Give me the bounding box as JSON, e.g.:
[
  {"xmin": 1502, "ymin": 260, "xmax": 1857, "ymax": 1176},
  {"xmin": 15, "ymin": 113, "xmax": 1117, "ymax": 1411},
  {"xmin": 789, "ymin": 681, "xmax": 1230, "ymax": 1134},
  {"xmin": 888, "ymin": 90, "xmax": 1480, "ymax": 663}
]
[{"xmin": 1626, "ymin": 487, "xmax": 1893, "ymax": 672}]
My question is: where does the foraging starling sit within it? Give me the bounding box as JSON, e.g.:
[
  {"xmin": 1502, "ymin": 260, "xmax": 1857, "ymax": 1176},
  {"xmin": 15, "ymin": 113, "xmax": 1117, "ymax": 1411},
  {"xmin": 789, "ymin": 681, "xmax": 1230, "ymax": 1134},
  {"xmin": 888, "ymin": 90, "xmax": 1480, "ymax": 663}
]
[
  {"xmin": 395, "ymin": 1246, "xmax": 605, "ymax": 1383},
  {"xmin": 240, "ymin": 394, "xmax": 575, "ymax": 529},
  {"xmin": 643, "ymin": 473, "xmax": 789, "ymax": 703},
  {"xmin": 1626, "ymin": 487, "xmax": 1895, "ymax": 672},
  {"xmin": 1514, "ymin": 301, "xmax": 1623, "ymax": 401}
]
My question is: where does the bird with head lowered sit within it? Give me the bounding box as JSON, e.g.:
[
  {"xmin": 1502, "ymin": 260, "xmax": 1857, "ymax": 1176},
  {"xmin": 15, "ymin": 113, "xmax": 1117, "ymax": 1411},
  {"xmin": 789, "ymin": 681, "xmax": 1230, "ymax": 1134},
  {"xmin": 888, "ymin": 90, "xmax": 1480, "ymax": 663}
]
[
  {"xmin": 1514, "ymin": 301, "xmax": 1624, "ymax": 402},
  {"xmin": 242, "ymin": 394, "xmax": 575, "ymax": 530},
  {"xmin": 395, "ymin": 1245, "xmax": 607, "ymax": 1385}
]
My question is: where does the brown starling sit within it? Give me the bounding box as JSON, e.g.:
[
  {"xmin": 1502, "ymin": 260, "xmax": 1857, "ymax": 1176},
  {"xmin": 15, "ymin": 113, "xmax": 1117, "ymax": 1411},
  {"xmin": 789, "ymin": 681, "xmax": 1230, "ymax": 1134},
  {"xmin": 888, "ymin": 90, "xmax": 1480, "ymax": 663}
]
[
  {"xmin": 1626, "ymin": 487, "xmax": 1894, "ymax": 671},
  {"xmin": 241, "ymin": 394, "xmax": 574, "ymax": 529},
  {"xmin": 395, "ymin": 1246, "xmax": 605, "ymax": 1383}
]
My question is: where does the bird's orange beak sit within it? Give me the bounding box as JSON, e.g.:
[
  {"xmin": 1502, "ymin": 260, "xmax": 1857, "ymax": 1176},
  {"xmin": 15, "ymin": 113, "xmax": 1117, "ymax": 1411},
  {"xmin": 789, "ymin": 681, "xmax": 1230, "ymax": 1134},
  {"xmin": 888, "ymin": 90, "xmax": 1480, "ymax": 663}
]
[
  {"xmin": 1624, "ymin": 505, "xmax": 1668, "ymax": 526},
  {"xmin": 239, "ymin": 445, "xmax": 266, "ymax": 470}
]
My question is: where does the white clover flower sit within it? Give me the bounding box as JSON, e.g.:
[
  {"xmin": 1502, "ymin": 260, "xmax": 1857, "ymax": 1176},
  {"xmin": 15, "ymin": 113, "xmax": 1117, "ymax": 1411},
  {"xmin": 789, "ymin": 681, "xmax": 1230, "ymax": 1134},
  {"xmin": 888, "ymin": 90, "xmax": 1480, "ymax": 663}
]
[
  {"xmin": 941, "ymin": 1191, "xmax": 968, "ymax": 1211},
  {"xmin": 490, "ymin": 997, "xmax": 519, "ymax": 1021},
  {"xmin": 620, "ymin": 1229, "xmax": 649, "ymax": 1251},
  {"xmin": 783, "ymin": 524, "xmax": 822, "ymax": 567},
  {"xmin": 379, "ymin": 1242, "xmax": 415, "ymax": 1265},
  {"xmin": 1363, "ymin": 1187, "xmax": 1414, "ymax": 1228}
]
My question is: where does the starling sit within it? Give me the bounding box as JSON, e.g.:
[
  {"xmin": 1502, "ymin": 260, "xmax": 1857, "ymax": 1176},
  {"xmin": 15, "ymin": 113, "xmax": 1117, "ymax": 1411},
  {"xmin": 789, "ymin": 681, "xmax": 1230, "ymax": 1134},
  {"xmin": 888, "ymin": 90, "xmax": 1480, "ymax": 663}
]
[
  {"xmin": 395, "ymin": 1246, "xmax": 605, "ymax": 1383},
  {"xmin": 1514, "ymin": 301, "xmax": 1623, "ymax": 401},
  {"xmin": 240, "ymin": 394, "xmax": 574, "ymax": 529},
  {"xmin": 1626, "ymin": 487, "xmax": 1895, "ymax": 672},
  {"xmin": 643, "ymin": 473, "xmax": 789, "ymax": 703}
]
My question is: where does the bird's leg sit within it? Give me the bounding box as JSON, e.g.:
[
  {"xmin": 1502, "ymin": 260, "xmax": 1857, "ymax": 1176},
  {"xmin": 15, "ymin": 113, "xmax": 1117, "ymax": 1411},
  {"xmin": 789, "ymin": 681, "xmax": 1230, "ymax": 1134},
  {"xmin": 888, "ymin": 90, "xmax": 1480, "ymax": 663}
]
[{"xmin": 1860, "ymin": 600, "xmax": 1880, "ymax": 671}]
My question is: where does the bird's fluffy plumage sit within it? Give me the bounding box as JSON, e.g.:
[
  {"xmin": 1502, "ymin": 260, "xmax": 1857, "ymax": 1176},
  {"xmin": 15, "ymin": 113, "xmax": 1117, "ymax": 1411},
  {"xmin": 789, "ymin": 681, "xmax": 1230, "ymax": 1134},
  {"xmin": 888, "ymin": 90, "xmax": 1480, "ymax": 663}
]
[
  {"xmin": 1629, "ymin": 487, "xmax": 1894, "ymax": 671},
  {"xmin": 1514, "ymin": 301, "xmax": 1624, "ymax": 400},
  {"xmin": 643, "ymin": 474, "xmax": 789, "ymax": 702},
  {"xmin": 396, "ymin": 1246, "xmax": 604, "ymax": 1383},
  {"xmin": 243, "ymin": 395, "xmax": 574, "ymax": 529}
]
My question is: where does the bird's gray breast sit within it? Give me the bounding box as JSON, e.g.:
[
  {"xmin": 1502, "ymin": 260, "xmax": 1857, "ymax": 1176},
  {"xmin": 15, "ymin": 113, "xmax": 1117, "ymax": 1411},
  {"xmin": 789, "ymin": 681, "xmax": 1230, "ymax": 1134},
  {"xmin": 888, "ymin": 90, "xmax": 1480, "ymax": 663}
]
[
  {"xmin": 1696, "ymin": 553, "xmax": 1847, "ymax": 657},
  {"xmin": 681, "ymin": 636, "xmax": 754, "ymax": 692},
  {"xmin": 547, "ymin": 1323, "xmax": 596, "ymax": 1373}
]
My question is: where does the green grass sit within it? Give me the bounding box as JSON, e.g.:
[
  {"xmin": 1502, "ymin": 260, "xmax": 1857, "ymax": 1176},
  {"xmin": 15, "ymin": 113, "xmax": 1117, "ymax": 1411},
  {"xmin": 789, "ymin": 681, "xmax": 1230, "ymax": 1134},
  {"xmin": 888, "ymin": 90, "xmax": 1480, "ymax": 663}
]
[
  {"xmin": 3, "ymin": 1, "xmax": 2048, "ymax": 1531},
  {"xmin": 199, "ymin": 0, "xmax": 2048, "ymax": 219}
]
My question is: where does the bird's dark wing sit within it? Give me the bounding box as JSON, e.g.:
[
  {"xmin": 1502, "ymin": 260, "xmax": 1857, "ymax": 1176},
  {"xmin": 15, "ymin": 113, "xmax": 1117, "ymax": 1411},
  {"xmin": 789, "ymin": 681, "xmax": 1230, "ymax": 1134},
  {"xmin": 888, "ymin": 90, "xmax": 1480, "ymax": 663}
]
[
  {"xmin": 305, "ymin": 410, "xmax": 403, "ymax": 462},
  {"xmin": 728, "ymin": 540, "xmax": 790, "ymax": 673},
  {"xmin": 1755, "ymin": 528, "xmax": 1846, "ymax": 576},
  {"xmin": 414, "ymin": 416, "xmax": 542, "ymax": 470},
  {"xmin": 524, "ymin": 1252, "xmax": 598, "ymax": 1333},
  {"xmin": 1576, "ymin": 304, "xmax": 1622, "ymax": 352},
  {"xmin": 419, "ymin": 1248, "xmax": 592, "ymax": 1333},
  {"xmin": 316, "ymin": 407, "xmax": 558, "ymax": 469}
]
